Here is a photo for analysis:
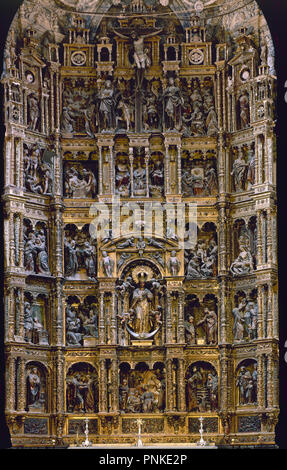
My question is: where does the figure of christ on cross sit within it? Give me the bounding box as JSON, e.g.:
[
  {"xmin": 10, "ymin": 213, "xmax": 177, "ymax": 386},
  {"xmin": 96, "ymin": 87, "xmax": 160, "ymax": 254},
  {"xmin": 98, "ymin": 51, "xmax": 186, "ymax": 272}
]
[{"xmin": 113, "ymin": 28, "xmax": 163, "ymax": 87}]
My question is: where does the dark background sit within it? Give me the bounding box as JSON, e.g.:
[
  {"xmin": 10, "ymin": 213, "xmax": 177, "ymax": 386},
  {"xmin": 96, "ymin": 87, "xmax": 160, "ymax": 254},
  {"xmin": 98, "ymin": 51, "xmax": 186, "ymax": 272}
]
[{"xmin": 0, "ymin": 0, "xmax": 286, "ymax": 452}]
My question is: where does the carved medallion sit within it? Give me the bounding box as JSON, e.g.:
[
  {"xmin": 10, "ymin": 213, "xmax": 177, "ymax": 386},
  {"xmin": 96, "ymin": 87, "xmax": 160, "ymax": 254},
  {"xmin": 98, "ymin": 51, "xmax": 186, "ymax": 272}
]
[
  {"xmin": 189, "ymin": 49, "xmax": 204, "ymax": 65},
  {"xmin": 71, "ymin": 51, "xmax": 87, "ymax": 66}
]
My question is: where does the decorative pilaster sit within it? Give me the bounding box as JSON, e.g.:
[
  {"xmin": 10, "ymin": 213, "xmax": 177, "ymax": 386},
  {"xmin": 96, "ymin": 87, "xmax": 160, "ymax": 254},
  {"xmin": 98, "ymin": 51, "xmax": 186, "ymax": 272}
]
[
  {"xmin": 178, "ymin": 358, "xmax": 185, "ymax": 411},
  {"xmin": 129, "ymin": 148, "xmax": 134, "ymax": 197},
  {"xmin": 111, "ymin": 359, "xmax": 119, "ymax": 412},
  {"xmin": 165, "ymin": 291, "xmax": 173, "ymax": 344},
  {"xmin": 145, "ymin": 147, "xmax": 150, "ymax": 198},
  {"xmin": 99, "ymin": 292, "xmax": 105, "ymax": 345},
  {"xmin": 6, "ymin": 355, "xmax": 16, "ymax": 412},
  {"xmin": 164, "ymin": 143, "xmax": 170, "ymax": 195},
  {"xmin": 267, "ymin": 355, "xmax": 273, "ymax": 409},
  {"xmin": 110, "ymin": 292, "xmax": 117, "ymax": 344},
  {"xmin": 257, "ymin": 285, "xmax": 264, "ymax": 339},
  {"xmin": 99, "ymin": 359, "xmax": 107, "ymax": 413},
  {"xmin": 17, "ymin": 357, "xmax": 26, "ymax": 412},
  {"xmin": 177, "ymin": 291, "xmax": 185, "ymax": 343},
  {"xmin": 166, "ymin": 358, "xmax": 173, "ymax": 412},
  {"xmin": 99, "ymin": 146, "xmax": 103, "ymax": 195}
]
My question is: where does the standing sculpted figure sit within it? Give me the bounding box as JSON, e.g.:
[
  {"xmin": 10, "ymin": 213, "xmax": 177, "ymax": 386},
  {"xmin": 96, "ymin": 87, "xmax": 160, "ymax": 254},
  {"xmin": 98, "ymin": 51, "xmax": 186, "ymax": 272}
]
[
  {"xmin": 27, "ymin": 94, "xmax": 40, "ymax": 131},
  {"xmin": 197, "ymin": 308, "xmax": 218, "ymax": 344},
  {"xmin": 102, "ymin": 251, "xmax": 114, "ymax": 277},
  {"xmin": 185, "ymin": 315, "xmax": 196, "ymax": 345},
  {"xmin": 130, "ymin": 274, "xmax": 153, "ymax": 334},
  {"xmin": 98, "ymin": 80, "xmax": 117, "ymax": 130},
  {"xmin": 26, "ymin": 367, "xmax": 41, "ymax": 408},
  {"xmin": 162, "ymin": 77, "xmax": 184, "ymax": 131},
  {"xmin": 231, "ymin": 149, "xmax": 248, "ymax": 192},
  {"xmin": 168, "ymin": 250, "xmax": 181, "ymax": 276}
]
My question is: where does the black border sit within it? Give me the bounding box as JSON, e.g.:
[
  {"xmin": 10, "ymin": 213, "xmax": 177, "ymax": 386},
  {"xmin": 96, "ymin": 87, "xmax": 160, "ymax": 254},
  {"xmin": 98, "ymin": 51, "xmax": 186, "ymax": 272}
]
[{"xmin": 0, "ymin": 0, "xmax": 286, "ymax": 457}]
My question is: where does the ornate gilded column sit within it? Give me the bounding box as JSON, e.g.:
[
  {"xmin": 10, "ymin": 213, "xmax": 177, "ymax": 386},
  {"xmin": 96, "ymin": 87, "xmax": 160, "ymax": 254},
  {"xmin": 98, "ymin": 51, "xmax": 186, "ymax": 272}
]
[
  {"xmin": 231, "ymin": 94, "xmax": 236, "ymax": 132},
  {"xmin": 99, "ymin": 292, "xmax": 105, "ymax": 345},
  {"xmin": 99, "ymin": 359, "xmax": 108, "ymax": 413},
  {"xmin": 55, "ymin": 71, "xmax": 60, "ymax": 131},
  {"xmin": 54, "ymin": 280, "xmax": 64, "ymax": 347},
  {"xmin": 129, "ymin": 148, "xmax": 134, "ymax": 197},
  {"xmin": 50, "ymin": 72, "xmax": 55, "ymax": 131},
  {"xmin": 177, "ymin": 143, "xmax": 182, "ymax": 195},
  {"xmin": 273, "ymin": 356, "xmax": 279, "ymax": 409},
  {"xmin": 177, "ymin": 291, "xmax": 185, "ymax": 344},
  {"xmin": 7, "ymin": 287, "xmax": 14, "ymax": 342},
  {"xmin": 5, "ymin": 137, "xmax": 12, "ymax": 187},
  {"xmin": 110, "ymin": 291, "xmax": 117, "ymax": 345},
  {"xmin": 267, "ymin": 284, "xmax": 273, "ymax": 339},
  {"xmin": 18, "ymin": 288, "xmax": 25, "ymax": 341},
  {"xmin": 14, "ymin": 138, "xmax": 21, "ymax": 188},
  {"xmin": 9, "ymin": 211, "xmax": 15, "ymax": 267},
  {"xmin": 165, "ymin": 358, "xmax": 173, "ymax": 412},
  {"xmin": 266, "ymin": 209, "xmax": 273, "ymax": 265},
  {"xmin": 109, "ymin": 145, "xmax": 114, "ymax": 195},
  {"xmin": 219, "ymin": 277, "xmax": 228, "ymax": 344},
  {"xmin": 111, "ymin": 359, "xmax": 119, "ymax": 412},
  {"xmin": 56, "ymin": 354, "xmax": 65, "ymax": 414},
  {"xmin": 145, "ymin": 146, "xmax": 150, "ymax": 198},
  {"xmin": 6, "ymin": 355, "xmax": 15, "ymax": 412},
  {"xmin": 40, "ymin": 94, "xmax": 45, "ymax": 134},
  {"xmin": 267, "ymin": 355, "xmax": 273, "ymax": 409},
  {"xmin": 165, "ymin": 291, "xmax": 173, "ymax": 344},
  {"xmin": 257, "ymin": 354, "xmax": 264, "ymax": 408},
  {"xmin": 51, "ymin": 206, "xmax": 64, "ymax": 277},
  {"xmin": 178, "ymin": 358, "xmax": 185, "ymax": 411},
  {"xmin": 164, "ymin": 143, "xmax": 170, "ymax": 195},
  {"xmin": 219, "ymin": 347, "xmax": 231, "ymax": 410},
  {"xmin": 99, "ymin": 146, "xmax": 103, "ymax": 195},
  {"xmin": 17, "ymin": 357, "xmax": 26, "ymax": 412},
  {"xmin": 19, "ymin": 213, "xmax": 24, "ymax": 268},
  {"xmin": 218, "ymin": 206, "xmax": 228, "ymax": 272},
  {"xmin": 257, "ymin": 285, "xmax": 264, "ymax": 339},
  {"xmin": 256, "ymin": 210, "xmax": 263, "ymax": 267}
]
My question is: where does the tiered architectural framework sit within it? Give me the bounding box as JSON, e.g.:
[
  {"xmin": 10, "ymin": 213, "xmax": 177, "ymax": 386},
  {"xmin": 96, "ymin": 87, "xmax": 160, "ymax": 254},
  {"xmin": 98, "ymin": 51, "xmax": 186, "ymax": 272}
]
[{"xmin": 2, "ymin": 0, "xmax": 278, "ymax": 447}]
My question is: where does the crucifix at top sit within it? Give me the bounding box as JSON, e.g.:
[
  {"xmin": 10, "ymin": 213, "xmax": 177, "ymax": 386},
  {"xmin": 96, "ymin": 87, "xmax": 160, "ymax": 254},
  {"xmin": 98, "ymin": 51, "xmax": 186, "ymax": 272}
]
[{"xmin": 113, "ymin": 27, "xmax": 163, "ymax": 88}]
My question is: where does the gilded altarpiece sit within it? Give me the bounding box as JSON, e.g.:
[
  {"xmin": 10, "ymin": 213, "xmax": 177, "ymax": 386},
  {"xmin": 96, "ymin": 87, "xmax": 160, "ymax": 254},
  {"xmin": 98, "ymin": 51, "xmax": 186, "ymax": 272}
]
[{"xmin": 2, "ymin": 0, "xmax": 278, "ymax": 447}]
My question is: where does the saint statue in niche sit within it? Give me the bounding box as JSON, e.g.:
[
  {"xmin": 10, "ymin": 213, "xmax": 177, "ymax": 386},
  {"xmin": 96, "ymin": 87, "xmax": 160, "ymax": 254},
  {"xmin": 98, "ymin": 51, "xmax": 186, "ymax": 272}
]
[
  {"xmin": 119, "ymin": 266, "xmax": 163, "ymax": 340},
  {"xmin": 130, "ymin": 272, "xmax": 154, "ymax": 334}
]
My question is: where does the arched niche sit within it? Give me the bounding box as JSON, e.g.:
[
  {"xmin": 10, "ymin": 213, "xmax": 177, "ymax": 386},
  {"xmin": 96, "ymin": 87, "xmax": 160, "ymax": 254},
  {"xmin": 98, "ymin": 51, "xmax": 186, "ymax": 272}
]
[
  {"xmin": 232, "ymin": 289, "xmax": 258, "ymax": 343},
  {"xmin": 235, "ymin": 359, "xmax": 257, "ymax": 407},
  {"xmin": 230, "ymin": 219, "xmax": 254, "ymax": 277},
  {"xmin": 66, "ymin": 362, "xmax": 99, "ymax": 413},
  {"xmin": 185, "ymin": 361, "xmax": 218, "ymax": 413},
  {"xmin": 25, "ymin": 361, "xmax": 49, "ymax": 413}
]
